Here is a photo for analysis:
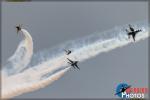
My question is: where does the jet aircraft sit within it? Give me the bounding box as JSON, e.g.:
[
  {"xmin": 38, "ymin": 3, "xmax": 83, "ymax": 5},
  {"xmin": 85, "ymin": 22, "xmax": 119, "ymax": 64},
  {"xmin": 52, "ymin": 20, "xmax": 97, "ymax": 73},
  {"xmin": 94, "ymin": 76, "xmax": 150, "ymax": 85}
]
[
  {"xmin": 16, "ymin": 24, "xmax": 22, "ymax": 34},
  {"xmin": 126, "ymin": 24, "xmax": 142, "ymax": 41},
  {"xmin": 64, "ymin": 49, "xmax": 72, "ymax": 55},
  {"xmin": 115, "ymin": 85, "xmax": 131, "ymax": 95},
  {"xmin": 67, "ymin": 58, "xmax": 80, "ymax": 70}
]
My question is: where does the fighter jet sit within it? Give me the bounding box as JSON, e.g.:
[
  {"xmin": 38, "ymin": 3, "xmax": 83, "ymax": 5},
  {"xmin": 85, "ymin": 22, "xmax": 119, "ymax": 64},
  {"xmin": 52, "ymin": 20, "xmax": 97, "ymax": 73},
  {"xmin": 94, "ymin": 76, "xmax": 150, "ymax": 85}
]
[
  {"xmin": 126, "ymin": 24, "xmax": 142, "ymax": 41},
  {"xmin": 64, "ymin": 49, "xmax": 72, "ymax": 55},
  {"xmin": 16, "ymin": 24, "xmax": 22, "ymax": 34},
  {"xmin": 67, "ymin": 58, "xmax": 80, "ymax": 70},
  {"xmin": 115, "ymin": 85, "xmax": 131, "ymax": 95}
]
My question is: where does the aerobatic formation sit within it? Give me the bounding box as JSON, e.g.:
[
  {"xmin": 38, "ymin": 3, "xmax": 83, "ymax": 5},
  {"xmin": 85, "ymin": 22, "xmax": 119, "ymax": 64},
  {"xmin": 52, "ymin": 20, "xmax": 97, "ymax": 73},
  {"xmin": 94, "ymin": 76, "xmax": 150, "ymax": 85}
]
[{"xmin": 1, "ymin": 21, "xmax": 149, "ymax": 99}]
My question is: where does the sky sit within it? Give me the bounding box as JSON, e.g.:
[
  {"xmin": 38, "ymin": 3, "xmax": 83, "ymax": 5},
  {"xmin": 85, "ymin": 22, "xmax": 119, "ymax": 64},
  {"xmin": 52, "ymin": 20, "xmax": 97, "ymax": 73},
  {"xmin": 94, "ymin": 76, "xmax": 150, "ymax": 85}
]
[{"xmin": 1, "ymin": 1, "xmax": 149, "ymax": 99}]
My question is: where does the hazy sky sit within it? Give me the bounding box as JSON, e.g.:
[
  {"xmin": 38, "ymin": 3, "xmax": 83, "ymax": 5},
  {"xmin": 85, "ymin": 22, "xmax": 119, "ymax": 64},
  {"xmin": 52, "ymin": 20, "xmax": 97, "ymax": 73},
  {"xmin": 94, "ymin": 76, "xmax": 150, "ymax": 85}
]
[{"xmin": 2, "ymin": 1, "xmax": 148, "ymax": 99}]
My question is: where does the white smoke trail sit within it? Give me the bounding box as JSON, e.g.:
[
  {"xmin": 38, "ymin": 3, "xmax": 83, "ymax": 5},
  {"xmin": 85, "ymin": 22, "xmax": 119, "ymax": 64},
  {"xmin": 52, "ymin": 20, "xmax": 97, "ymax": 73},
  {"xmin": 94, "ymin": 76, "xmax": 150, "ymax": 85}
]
[
  {"xmin": 28, "ymin": 21, "xmax": 149, "ymax": 73},
  {"xmin": 2, "ymin": 29, "xmax": 33, "ymax": 76},
  {"xmin": 2, "ymin": 67, "xmax": 70, "ymax": 98},
  {"xmin": 1, "ymin": 21, "xmax": 149, "ymax": 99}
]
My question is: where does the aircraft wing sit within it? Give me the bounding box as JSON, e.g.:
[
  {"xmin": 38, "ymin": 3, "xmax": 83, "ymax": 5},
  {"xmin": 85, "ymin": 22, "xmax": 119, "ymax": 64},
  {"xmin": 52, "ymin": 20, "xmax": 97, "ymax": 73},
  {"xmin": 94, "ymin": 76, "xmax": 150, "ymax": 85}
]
[
  {"xmin": 132, "ymin": 34, "xmax": 136, "ymax": 41},
  {"xmin": 129, "ymin": 27, "xmax": 134, "ymax": 32},
  {"xmin": 130, "ymin": 28, "xmax": 134, "ymax": 32},
  {"xmin": 129, "ymin": 24, "xmax": 134, "ymax": 32},
  {"xmin": 67, "ymin": 58, "xmax": 73, "ymax": 63},
  {"xmin": 74, "ymin": 64, "xmax": 80, "ymax": 70}
]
